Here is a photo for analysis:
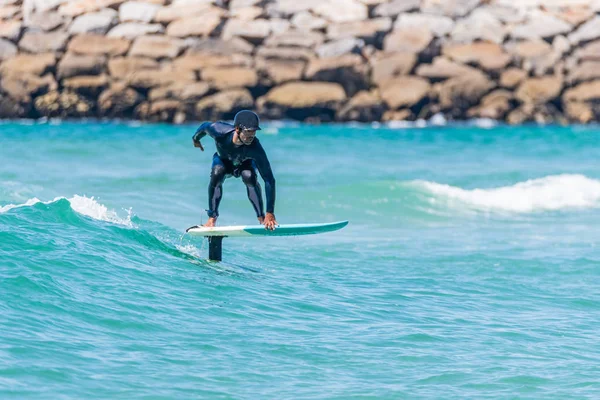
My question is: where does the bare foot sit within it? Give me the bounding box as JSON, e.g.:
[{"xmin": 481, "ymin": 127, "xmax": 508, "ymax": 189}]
[{"xmin": 203, "ymin": 217, "xmax": 217, "ymax": 227}]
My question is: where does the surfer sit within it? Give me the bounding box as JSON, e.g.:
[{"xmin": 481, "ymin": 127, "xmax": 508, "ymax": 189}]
[{"xmin": 192, "ymin": 110, "xmax": 278, "ymax": 230}]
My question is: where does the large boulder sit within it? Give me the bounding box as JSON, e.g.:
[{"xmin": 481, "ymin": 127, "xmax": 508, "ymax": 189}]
[
  {"xmin": 0, "ymin": 20, "xmax": 22, "ymax": 41},
  {"xmin": 1, "ymin": 73, "xmax": 56, "ymax": 103},
  {"xmin": 370, "ymin": 52, "xmax": 417, "ymax": 86},
  {"xmin": 201, "ymin": 67, "xmax": 259, "ymax": 90},
  {"xmin": 316, "ymin": 38, "xmax": 364, "ymax": 58},
  {"xmin": 134, "ymin": 99, "xmax": 184, "ymax": 123},
  {"xmin": 119, "ymin": 1, "xmax": 160, "ymax": 23},
  {"xmin": 291, "ymin": 11, "xmax": 327, "ymax": 31},
  {"xmin": 383, "ymin": 28, "xmax": 432, "ymax": 54},
  {"xmin": 568, "ymin": 61, "xmax": 600, "ymax": 84},
  {"xmin": 195, "ymin": 88, "xmax": 254, "ymax": 120},
  {"xmin": 563, "ymin": 101, "xmax": 593, "ymax": 124},
  {"xmin": 68, "ymin": 34, "xmax": 131, "ymax": 56},
  {"xmin": 19, "ymin": 31, "xmax": 69, "ymax": 53},
  {"xmin": 63, "ymin": 74, "xmax": 110, "ymax": 97},
  {"xmin": 574, "ymin": 40, "xmax": 600, "ymax": 62},
  {"xmin": 186, "ymin": 38, "xmax": 254, "ymax": 56},
  {"xmin": 258, "ymin": 81, "xmax": 346, "ymax": 121},
  {"xmin": 436, "ymin": 72, "xmax": 495, "ymax": 115},
  {"xmin": 98, "ymin": 82, "xmax": 144, "ymax": 117},
  {"xmin": 108, "ymin": 56, "xmax": 159, "ymax": 79},
  {"xmin": 338, "ymin": 89, "xmax": 386, "ymax": 122},
  {"xmin": 107, "ymin": 22, "xmax": 164, "ymax": 39},
  {"xmin": 500, "ymin": 68, "xmax": 528, "ymax": 88},
  {"xmin": 563, "ymin": 80, "xmax": 600, "ymax": 102},
  {"xmin": 127, "ymin": 68, "xmax": 195, "ymax": 89},
  {"xmin": 380, "ymin": 76, "xmax": 430, "ymax": 109},
  {"xmin": 451, "ymin": 9, "xmax": 505, "ymax": 44},
  {"xmin": 172, "ymin": 53, "xmax": 253, "ymax": 72},
  {"xmin": 256, "ymin": 46, "xmax": 315, "ymax": 61},
  {"xmin": 154, "ymin": 3, "xmax": 220, "ymax": 23},
  {"xmin": 59, "ymin": 0, "xmax": 125, "ymax": 17},
  {"xmin": 416, "ymin": 57, "xmax": 481, "ymax": 80},
  {"xmin": 506, "ymin": 39, "xmax": 558, "ymax": 75},
  {"xmin": 24, "ymin": 11, "xmax": 66, "ymax": 31},
  {"xmin": 57, "ymin": 53, "xmax": 106, "ymax": 79},
  {"xmin": 515, "ymin": 76, "xmax": 563, "ymax": 105},
  {"xmin": 265, "ymin": 30, "xmax": 325, "ymax": 48},
  {"xmin": 373, "ymin": 0, "xmax": 420, "ymax": 17},
  {"xmin": 568, "ymin": 16, "xmax": 600, "ymax": 45},
  {"xmin": 68, "ymin": 9, "xmax": 117, "ymax": 35},
  {"xmin": 0, "ymin": 53, "xmax": 56, "ymax": 76},
  {"xmin": 467, "ymin": 89, "xmax": 514, "ymax": 119},
  {"xmin": 166, "ymin": 15, "xmax": 222, "ymax": 38},
  {"xmin": 222, "ymin": 18, "xmax": 271, "ymax": 41},
  {"xmin": 0, "ymin": 96, "xmax": 28, "ymax": 118},
  {"xmin": 327, "ymin": 18, "xmax": 392, "ymax": 41},
  {"xmin": 394, "ymin": 13, "xmax": 454, "ymax": 37},
  {"xmin": 255, "ymin": 58, "xmax": 306, "ymax": 85},
  {"xmin": 442, "ymin": 42, "xmax": 511, "ymax": 71},
  {"xmin": 304, "ymin": 54, "xmax": 369, "ymax": 96},
  {"xmin": 129, "ymin": 35, "xmax": 186, "ymax": 59},
  {"xmin": 313, "ymin": 0, "xmax": 368, "ymax": 23},
  {"xmin": 421, "ymin": 0, "xmax": 480, "ymax": 18},
  {"xmin": 0, "ymin": 38, "xmax": 17, "ymax": 60},
  {"xmin": 511, "ymin": 11, "xmax": 572, "ymax": 40},
  {"xmin": 148, "ymin": 81, "xmax": 210, "ymax": 102}
]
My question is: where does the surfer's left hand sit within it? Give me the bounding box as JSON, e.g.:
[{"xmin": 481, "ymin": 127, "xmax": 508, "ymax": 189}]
[{"xmin": 262, "ymin": 213, "xmax": 278, "ymax": 230}]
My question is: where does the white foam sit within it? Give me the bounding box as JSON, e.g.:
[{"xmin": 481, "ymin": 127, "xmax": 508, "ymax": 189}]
[
  {"xmin": 414, "ymin": 174, "xmax": 600, "ymax": 213},
  {"xmin": 176, "ymin": 244, "xmax": 203, "ymax": 258},
  {"xmin": 0, "ymin": 195, "xmax": 132, "ymax": 226}
]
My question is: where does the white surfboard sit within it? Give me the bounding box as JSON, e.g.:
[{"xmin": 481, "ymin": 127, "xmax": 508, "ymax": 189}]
[{"xmin": 186, "ymin": 220, "xmax": 348, "ymax": 237}]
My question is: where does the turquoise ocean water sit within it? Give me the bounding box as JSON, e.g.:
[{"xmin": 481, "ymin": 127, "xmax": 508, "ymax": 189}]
[{"xmin": 1, "ymin": 121, "xmax": 599, "ymax": 399}]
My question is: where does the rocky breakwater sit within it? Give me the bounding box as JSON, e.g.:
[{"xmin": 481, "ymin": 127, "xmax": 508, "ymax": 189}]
[{"xmin": 2, "ymin": 0, "xmax": 600, "ymax": 124}]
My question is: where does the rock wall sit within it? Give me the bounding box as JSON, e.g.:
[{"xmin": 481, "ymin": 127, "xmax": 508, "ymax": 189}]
[{"xmin": 1, "ymin": 0, "xmax": 600, "ymax": 124}]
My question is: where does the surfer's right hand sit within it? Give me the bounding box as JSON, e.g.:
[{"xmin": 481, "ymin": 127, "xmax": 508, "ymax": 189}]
[{"xmin": 193, "ymin": 139, "xmax": 204, "ymax": 151}]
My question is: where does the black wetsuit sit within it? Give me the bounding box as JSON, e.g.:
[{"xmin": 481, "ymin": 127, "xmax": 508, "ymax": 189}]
[{"xmin": 193, "ymin": 122, "xmax": 276, "ymax": 219}]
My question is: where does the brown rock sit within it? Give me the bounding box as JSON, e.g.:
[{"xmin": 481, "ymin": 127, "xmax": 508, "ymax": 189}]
[
  {"xmin": 63, "ymin": 74, "xmax": 109, "ymax": 96},
  {"xmin": 255, "ymin": 58, "xmax": 306, "ymax": 85},
  {"xmin": 58, "ymin": 0, "xmax": 125, "ymax": 17},
  {"xmin": 421, "ymin": 0, "xmax": 480, "ymax": 18},
  {"xmin": 338, "ymin": 89, "xmax": 386, "ymax": 122},
  {"xmin": 371, "ymin": 52, "xmax": 417, "ymax": 86},
  {"xmin": 201, "ymin": 67, "xmax": 259, "ymax": 90},
  {"xmin": 186, "ymin": 38, "xmax": 254, "ymax": 56},
  {"xmin": 467, "ymin": 89, "xmax": 514, "ymax": 119},
  {"xmin": 304, "ymin": 54, "xmax": 369, "ymax": 96},
  {"xmin": 564, "ymin": 80, "xmax": 600, "ymax": 102},
  {"xmin": 129, "ymin": 35, "xmax": 186, "ymax": 59},
  {"xmin": 154, "ymin": 4, "xmax": 221, "ymax": 23},
  {"xmin": 380, "ymin": 76, "xmax": 430, "ymax": 109},
  {"xmin": 383, "ymin": 28, "xmax": 433, "ymax": 54},
  {"xmin": 172, "ymin": 53, "xmax": 253, "ymax": 72},
  {"xmin": 416, "ymin": 57, "xmax": 481, "ymax": 80},
  {"xmin": 68, "ymin": 34, "xmax": 131, "ymax": 56},
  {"xmin": 382, "ymin": 109, "xmax": 413, "ymax": 121},
  {"xmin": 507, "ymin": 104, "xmax": 534, "ymax": 125},
  {"xmin": 256, "ymin": 46, "xmax": 315, "ymax": 61},
  {"xmin": 108, "ymin": 56, "xmax": 159, "ymax": 79},
  {"xmin": 568, "ymin": 62, "xmax": 600, "ymax": 84},
  {"xmin": 135, "ymin": 99, "xmax": 183, "ymax": 122},
  {"xmin": 327, "ymin": 18, "xmax": 393, "ymax": 41},
  {"xmin": 507, "ymin": 40, "xmax": 552, "ymax": 60},
  {"xmin": 166, "ymin": 15, "xmax": 222, "ymax": 38},
  {"xmin": 0, "ymin": 20, "xmax": 21, "ymax": 41},
  {"xmin": 222, "ymin": 18, "xmax": 271, "ymax": 41},
  {"xmin": 19, "ymin": 31, "xmax": 69, "ymax": 53},
  {"xmin": 261, "ymin": 81, "xmax": 346, "ymax": 108},
  {"xmin": 34, "ymin": 90, "xmax": 94, "ymax": 118},
  {"xmin": 437, "ymin": 72, "xmax": 495, "ymax": 111},
  {"xmin": 443, "ymin": 42, "xmax": 511, "ymax": 70},
  {"xmin": 25, "ymin": 11, "xmax": 66, "ymax": 32},
  {"xmin": 500, "ymin": 68, "xmax": 528, "ymax": 88},
  {"xmin": 195, "ymin": 89, "xmax": 254, "ymax": 120},
  {"xmin": 148, "ymin": 82, "xmax": 210, "ymax": 102},
  {"xmin": 0, "ymin": 96, "xmax": 27, "ymax": 118},
  {"xmin": 58, "ymin": 53, "xmax": 106, "ymax": 79},
  {"xmin": 574, "ymin": 40, "xmax": 600, "ymax": 62},
  {"xmin": 515, "ymin": 76, "xmax": 563, "ymax": 105},
  {"xmin": 230, "ymin": 6, "xmax": 263, "ymax": 21},
  {"xmin": 127, "ymin": 68, "xmax": 195, "ymax": 89},
  {"xmin": 98, "ymin": 83, "xmax": 144, "ymax": 117},
  {"xmin": 1, "ymin": 73, "xmax": 56, "ymax": 102},
  {"xmin": 563, "ymin": 101, "xmax": 593, "ymax": 123},
  {"xmin": 0, "ymin": 53, "xmax": 56, "ymax": 76},
  {"xmin": 264, "ymin": 30, "xmax": 325, "ymax": 48}
]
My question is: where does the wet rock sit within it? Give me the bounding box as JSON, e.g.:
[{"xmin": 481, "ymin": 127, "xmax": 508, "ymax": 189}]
[
  {"xmin": 98, "ymin": 82, "xmax": 144, "ymax": 117},
  {"xmin": 515, "ymin": 76, "xmax": 563, "ymax": 105},
  {"xmin": 380, "ymin": 76, "xmax": 430, "ymax": 109},
  {"xmin": 129, "ymin": 35, "xmax": 186, "ymax": 59},
  {"xmin": 19, "ymin": 31, "xmax": 69, "ymax": 53},
  {"xmin": 34, "ymin": 90, "xmax": 94, "ymax": 118},
  {"xmin": 57, "ymin": 53, "xmax": 106, "ymax": 79},
  {"xmin": 68, "ymin": 34, "xmax": 131, "ymax": 56},
  {"xmin": 383, "ymin": 28, "xmax": 432, "ymax": 54},
  {"xmin": 0, "ymin": 96, "xmax": 27, "ymax": 118},
  {"xmin": 195, "ymin": 88, "xmax": 254, "ymax": 120}
]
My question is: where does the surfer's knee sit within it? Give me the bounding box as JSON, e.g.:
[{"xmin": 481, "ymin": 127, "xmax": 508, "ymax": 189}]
[
  {"xmin": 211, "ymin": 164, "xmax": 227, "ymax": 181},
  {"xmin": 240, "ymin": 168, "xmax": 257, "ymax": 186}
]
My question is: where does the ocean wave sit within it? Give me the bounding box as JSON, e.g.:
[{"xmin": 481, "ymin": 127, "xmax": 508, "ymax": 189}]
[
  {"xmin": 412, "ymin": 174, "xmax": 600, "ymax": 213},
  {"xmin": 0, "ymin": 195, "xmax": 133, "ymax": 226}
]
